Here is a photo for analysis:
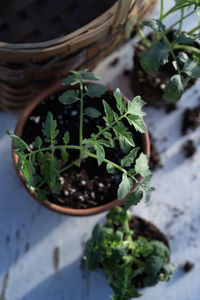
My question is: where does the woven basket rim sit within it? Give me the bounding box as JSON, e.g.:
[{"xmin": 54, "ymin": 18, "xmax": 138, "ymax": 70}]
[{"xmin": 0, "ymin": 1, "xmax": 119, "ymax": 50}]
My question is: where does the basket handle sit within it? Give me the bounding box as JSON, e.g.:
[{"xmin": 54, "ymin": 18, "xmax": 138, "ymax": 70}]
[{"xmin": 111, "ymin": 0, "xmax": 134, "ymax": 33}]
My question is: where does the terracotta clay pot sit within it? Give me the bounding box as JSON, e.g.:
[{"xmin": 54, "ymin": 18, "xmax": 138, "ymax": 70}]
[{"xmin": 12, "ymin": 81, "xmax": 150, "ymax": 216}]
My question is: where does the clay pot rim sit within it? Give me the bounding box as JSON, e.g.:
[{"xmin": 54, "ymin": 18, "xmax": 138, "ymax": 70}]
[{"xmin": 12, "ymin": 81, "xmax": 150, "ymax": 216}]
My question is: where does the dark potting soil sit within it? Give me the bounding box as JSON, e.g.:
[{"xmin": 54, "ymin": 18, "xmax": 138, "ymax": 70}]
[
  {"xmin": 22, "ymin": 87, "xmax": 143, "ymax": 209},
  {"xmin": 183, "ymin": 261, "xmax": 194, "ymax": 273},
  {"xmin": 182, "ymin": 105, "xmax": 200, "ymax": 135},
  {"xmin": 183, "ymin": 139, "xmax": 196, "ymax": 158},
  {"xmin": 130, "ymin": 216, "xmax": 169, "ymax": 288},
  {"xmin": 131, "ymin": 32, "xmax": 196, "ymax": 108},
  {"xmin": 0, "ymin": 0, "xmax": 115, "ymax": 43}
]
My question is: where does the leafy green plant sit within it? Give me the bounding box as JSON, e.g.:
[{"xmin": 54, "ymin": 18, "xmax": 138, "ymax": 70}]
[
  {"xmin": 137, "ymin": 0, "xmax": 200, "ymax": 102},
  {"xmin": 7, "ymin": 70, "xmax": 153, "ymax": 205},
  {"xmin": 84, "ymin": 206, "xmax": 175, "ymax": 300}
]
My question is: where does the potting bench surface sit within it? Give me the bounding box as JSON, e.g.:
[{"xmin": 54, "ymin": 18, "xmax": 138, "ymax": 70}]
[{"xmin": 1, "ymin": 1, "xmax": 200, "ymax": 299}]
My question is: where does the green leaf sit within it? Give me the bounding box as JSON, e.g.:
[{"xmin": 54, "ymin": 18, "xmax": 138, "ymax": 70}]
[
  {"xmin": 81, "ymin": 71, "xmax": 100, "ymax": 81},
  {"xmin": 121, "ymin": 147, "xmax": 139, "ymax": 167},
  {"xmin": 127, "ymin": 96, "xmax": 146, "ymax": 117},
  {"xmin": 139, "ymin": 41, "xmax": 169, "ymax": 74},
  {"xmin": 94, "ymin": 142, "xmax": 105, "ymax": 166},
  {"xmin": 59, "ymin": 90, "xmax": 79, "ymax": 105},
  {"xmin": 62, "ymin": 74, "xmax": 78, "ymax": 85},
  {"xmin": 84, "ymin": 107, "xmax": 101, "ymax": 118},
  {"xmin": 175, "ymin": 32, "xmax": 196, "ymax": 45},
  {"xmin": 117, "ymin": 173, "xmax": 133, "ymax": 200},
  {"xmin": 114, "ymin": 88, "xmax": 126, "ymax": 114},
  {"xmin": 177, "ymin": 52, "xmax": 189, "ymax": 63},
  {"xmin": 142, "ymin": 19, "xmax": 165, "ymax": 33},
  {"xmin": 145, "ymin": 186, "xmax": 155, "ymax": 202},
  {"xmin": 135, "ymin": 153, "xmax": 151, "ymax": 177},
  {"xmin": 182, "ymin": 59, "xmax": 200, "ymax": 78},
  {"xmin": 163, "ymin": 74, "xmax": 184, "ymax": 102},
  {"xmin": 7, "ymin": 131, "xmax": 30, "ymax": 152},
  {"xmin": 63, "ymin": 131, "xmax": 70, "ymax": 144},
  {"xmin": 127, "ymin": 115, "xmax": 146, "ymax": 133},
  {"xmin": 39, "ymin": 154, "xmax": 60, "ymax": 188},
  {"xmin": 113, "ymin": 122, "xmax": 135, "ymax": 147},
  {"xmin": 103, "ymin": 131, "xmax": 115, "ymax": 148},
  {"xmin": 124, "ymin": 189, "xmax": 143, "ymax": 210},
  {"xmin": 103, "ymin": 100, "xmax": 114, "ymax": 125},
  {"xmin": 42, "ymin": 112, "xmax": 59, "ymax": 140},
  {"xmin": 61, "ymin": 147, "xmax": 69, "ymax": 162},
  {"xmin": 34, "ymin": 136, "xmax": 42, "ymax": 149},
  {"xmin": 106, "ymin": 163, "xmax": 115, "ymax": 173},
  {"xmin": 37, "ymin": 189, "xmax": 49, "ymax": 203},
  {"xmin": 86, "ymin": 84, "xmax": 107, "ymax": 98},
  {"xmin": 22, "ymin": 159, "xmax": 35, "ymax": 187}
]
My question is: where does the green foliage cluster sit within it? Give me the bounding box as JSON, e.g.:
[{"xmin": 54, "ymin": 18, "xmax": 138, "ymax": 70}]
[
  {"xmin": 138, "ymin": 0, "xmax": 200, "ymax": 102},
  {"xmin": 7, "ymin": 70, "xmax": 153, "ymax": 205},
  {"xmin": 84, "ymin": 206, "xmax": 175, "ymax": 300}
]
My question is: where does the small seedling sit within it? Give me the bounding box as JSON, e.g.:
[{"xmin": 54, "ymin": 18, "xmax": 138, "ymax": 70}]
[
  {"xmin": 138, "ymin": 0, "xmax": 200, "ymax": 102},
  {"xmin": 7, "ymin": 70, "xmax": 153, "ymax": 206},
  {"xmin": 84, "ymin": 206, "xmax": 175, "ymax": 300}
]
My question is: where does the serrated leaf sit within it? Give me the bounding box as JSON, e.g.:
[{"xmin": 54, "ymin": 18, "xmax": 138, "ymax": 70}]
[
  {"xmin": 142, "ymin": 18, "xmax": 165, "ymax": 33},
  {"xmin": 177, "ymin": 52, "xmax": 189, "ymax": 63},
  {"xmin": 163, "ymin": 74, "xmax": 184, "ymax": 102},
  {"xmin": 37, "ymin": 189, "xmax": 49, "ymax": 203},
  {"xmin": 117, "ymin": 173, "xmax": 133, "ymax": 200},
  {"xmin": 139, "ymin": 41, "xmax": 169, "ymax": 74},
  {"xmin": 40, "ymin": 154, "xmax": 60, "ymax": 188},
  {"xmin": 7, "ymin": 131, "xmax": 30, "ymax": 152},
  {"xmin": 86, "ymin": 84, "xmax": 107, "ymax": 98},
  {"xmin": 113, "ymin": 122, "xmax": 135, "ymax": 147},
  {"xmin": 34, "ymin": 136, "xmax": 42, "ymax": 149},
  {"xmin": 145, "ymin": 186, "xmax": 155, "ymax": 202},
  {"xmin": 135, "ymin": 153, "xmax": 151, "ymax": 177},
  {"xmin": 63, "ymin": 131, "xmax": 70, "ymax": 144},
  {"xmin": 42, "ymin": 112, "xmax": 59, "ymax": 140},
  {"xmin": 121, "ymin": 147, "xmax": 139, "ymax": 167},
  {"xmin": 103, "ymin": 100, "xmax": 114, "ymax": 125},
  {"xmin": 84, "ymin": 107, "xmax": 101, "ymax": 118},
  {"xmin": 124, "ymin": 189, "xmax": 143, "ymax": 210},
  {"xmin": 103, "ymin": 131, "xmax": 115, "ymax": 147},
  {"xmin": 62, "ymin": 74, "xmax": 78, "ymax": 85},
  {"xmin": 81, "ymin": 71, "xmax": 100, "ymax": 81},
  {"xmin": 175, "ymin": 32, "xmax": 196, "ymax": 45},
  {"xmin": 59, "ymin": 90, "xmax": 79, "ymax": 105},
  {"xmin": 114, "ymin": 88, "xmax": 126, "ymax": 114},
  {"xmin": 61, "ymin": 147, "xmax": 69, "ymax": 162},
  {"xmin": 94, "ymin": 142, "xmax": 105, "ymax": 166},
  {"xmin": 127, "ymin": 115, "xmax": 146, "ymax": 133},
  {"xmin": 22, "ymin": 159, "xmax": 35, "ymax": 187},
  {"xmin": 106, "ymin": 163, "xmax": 115, "ymax": 173},
  {"xmin": 182, "ymin": 59, "xmax": 200, "ymax": 78},
  {"xmin": 127, "ymin": 96, "xmax": 146, "ymax": 117}
]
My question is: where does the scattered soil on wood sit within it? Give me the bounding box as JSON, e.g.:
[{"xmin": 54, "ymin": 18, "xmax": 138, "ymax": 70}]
[
  {"xmin": 131, "ymin": 32, "xmax": 196, "ymax": 107},
  {"xmin": 183, "ymin": 261, "xmax": 194, "ymax": 272},
  {"xmin": 109, "ymin": 57, "xmax": 119, "ymax": 67},
  {"xmin": 183, "ymin": 140, "xmax": 196, "ymax": 158},
  {"xmin": 182, "ymin": 106, "xmax": 200, "ymax": 135},
  {"xmin": 53, "ymin": 247, "xmax": 60, "ymax": 271},
  {"xmin": 21, "ymin": 87, "xmax": 144, "ymax": 209}
]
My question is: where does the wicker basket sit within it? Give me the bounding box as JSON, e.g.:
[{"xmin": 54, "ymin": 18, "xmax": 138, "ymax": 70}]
[{"xmin": 0, "ymin": 0, "xmax": 157, "ymax": 112}]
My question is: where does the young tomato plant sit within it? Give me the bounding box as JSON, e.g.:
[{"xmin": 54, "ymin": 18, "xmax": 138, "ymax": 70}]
[
  {"xmin": 84, "ymin": 206, "xmax": 175, "ymax": 300},
  {"xmin": 138, "ymin": 0, "xmax": 200, "ymax": 102},
  {"xmin": 7, "ymin": 70, "xmax": 153, "ymax": 206}
]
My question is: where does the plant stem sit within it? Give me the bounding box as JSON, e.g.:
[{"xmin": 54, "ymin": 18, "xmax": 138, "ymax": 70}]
[
  {"xmin": 159, "ymin": 0, "xmax": 164, "ymax": 20},
  {"xmin": 163, "ymin": 36, "xmax": 181, "ymax": 75},
  {"xmin": 188, "ymin": 24, "xmax": 200, "ymax": 35},
  {"xmin": 137, "ymin": 22, "xmax": 151, "ymax": 48},
  {"xmin": 24, "ymin": 145, "xmax": 82, "ymax": 158},
  {"xmin": 60, "ymin": 158, "xmax": 81, "ymax": 173},
  {"xmin": 161, "ymin": 3, "xmax": 194, "ymax": 21},
  {"xmin": 167, "ymin": 10, "xmax": 195, "ymax": 33},
  {"xmin": 79, "ymin": 75, "xmax": 84, "ymax": 148},
  {"xmin": 178, "ymin": 8, "xmax": 184, "ymax": 35},
  {"xmin": 173, "ymin": 44, "xmax": 200, "ymax": 54}
]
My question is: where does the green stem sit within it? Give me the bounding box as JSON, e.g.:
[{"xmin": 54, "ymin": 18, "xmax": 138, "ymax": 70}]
[
  {"xmin": 188, "ymin": 24, "xmax": 200, "ymax": 35},
  {"xmin": 173, "ymin": 44, "xmax": 200, "ymax": 54},
  {"xmin": 167, "ymin": 10, "xmax": 195, "ymax": 33},
  {"xmin": 60, "ymin": 158, "xmax": 81, "ymax": 173},
  {"xmin": 160, "ymin": 0, "xmax": 164, "ymax": 20},
  {"xmin": 161, "ymin": 3, "xmax": 194, "ymax": 21},
  {"xmin": 24, "ymin": 145, "xmax": 82, "ymax": 158},
  {"xmin": 163, "ymin": 36, "xmax": 181, "ymax": 75},
  {"xmin": 178, "ymin": 8, "xmax": 184, "ymax": 35},
  {"xmin": 137, "ymin": 23, "xmax": 151, "ymax": 48},
  {"xmin": 79, "ymin": 75, "xmax": 84, "ymax": 148}
]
